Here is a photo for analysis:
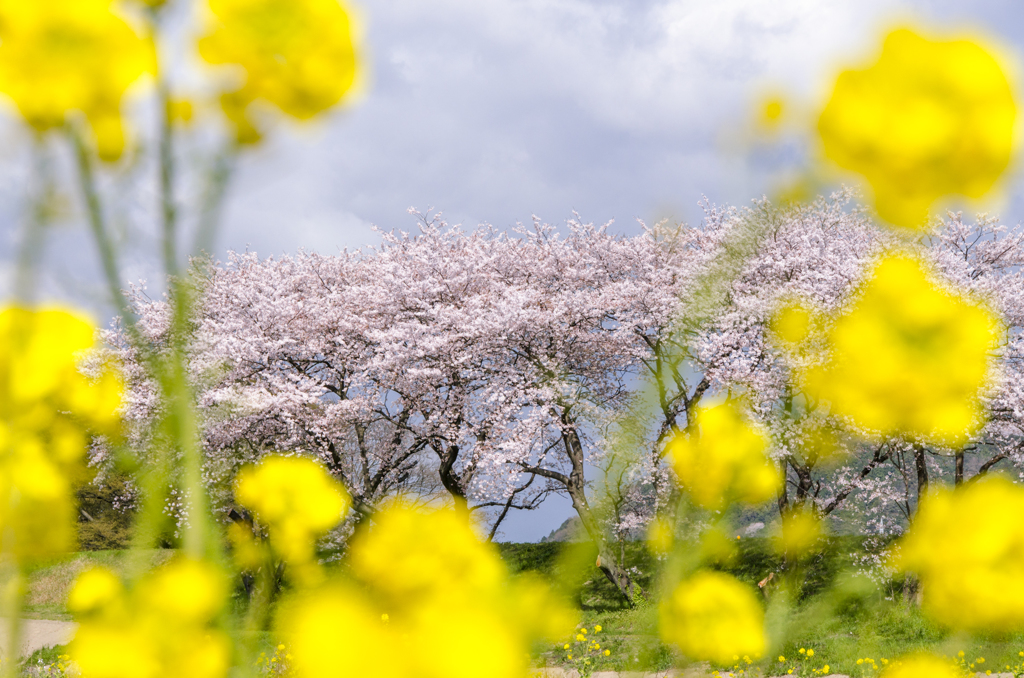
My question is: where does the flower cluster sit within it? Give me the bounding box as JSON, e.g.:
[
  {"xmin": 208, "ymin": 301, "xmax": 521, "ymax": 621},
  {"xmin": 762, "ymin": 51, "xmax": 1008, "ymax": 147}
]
[
  {"xmin": 666, "ymin": 402, "xmax": 780, "ymax": 510},
  {"xmin": 819, "ymin": 28, "xmax": 1016, "ymax": 229},
  {"xmin": 0, "ymin": 307, "xmax": 121, "ymax": 562},
  {"xmin": 198, "ymin": 0, "xmax": 359, "ymax": 143},
  {"xmin": 659, "ymin": 570, "xmax": 766, "ymax": 666},
  {"xmin": 0, "ymin": 1, "xmax": 153, "ymax": 160},
  {"xmin": 255, "ymin": 644, "xmax": 292, "ymax": 677},
  {"xmin": 68, "ymin": 559, "xmax": 231, "ymax": 678},
  {"xmin": 277, "ymin": 502, "xmax": 575, "ymax": 678},
  {"xmin": 893, "ymin": 477, "xmax": 1024, "ymax": 632},
  {"xmin": 803, "ymin": 255, "xmax": 999, "ymax": 447},
  {"xmin": 562, "ymin": 625, "xmax": 611, "ymax": 678},
  {"xmin": 234, "ymin": 455, "xmax": 350, "ymax": 568}
]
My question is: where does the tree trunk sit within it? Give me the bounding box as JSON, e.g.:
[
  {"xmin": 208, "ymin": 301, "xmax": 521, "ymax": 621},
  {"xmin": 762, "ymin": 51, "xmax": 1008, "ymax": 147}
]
[
  {"xmin": 560, "ymin": 416, "xmax": 640, "ymax": 607},
  {"xmin": 954, "ymin": 450, "xmax": 964, "ymax": 487},
  {"xmin": 913, "ymin": 445, "xmax": 929, "ymax": 509}
]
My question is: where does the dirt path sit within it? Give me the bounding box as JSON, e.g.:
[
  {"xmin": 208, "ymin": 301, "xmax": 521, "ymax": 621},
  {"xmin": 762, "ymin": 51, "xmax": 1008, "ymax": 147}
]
[{"xmin": 0, "ymin": 619, "xmax": 77, "ymax": 659}]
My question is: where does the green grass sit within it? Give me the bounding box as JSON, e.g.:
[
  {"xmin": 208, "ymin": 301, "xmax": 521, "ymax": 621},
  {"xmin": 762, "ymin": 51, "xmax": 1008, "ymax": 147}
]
[{"xmin": 23, "ymin": 549, "xmax": 174, "ymax": 620}]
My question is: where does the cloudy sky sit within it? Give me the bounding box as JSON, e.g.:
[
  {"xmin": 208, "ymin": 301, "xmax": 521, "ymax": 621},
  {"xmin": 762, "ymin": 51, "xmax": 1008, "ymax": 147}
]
[{"xmin": 4, "ymin": 0, "xmax": 1024, "ymax": 539}]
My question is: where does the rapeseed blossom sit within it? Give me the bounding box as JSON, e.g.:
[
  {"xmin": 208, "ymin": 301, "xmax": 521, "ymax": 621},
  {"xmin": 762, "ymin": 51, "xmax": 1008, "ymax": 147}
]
[
  {"xmin": 879, "ymin": 654, "xmax": 960, "ymax": 678},
  {"xmin": 659, "ymin": 570, "xmax": 766, "ymax": 665},
  {"xmin": 805, "ymin": 255, "xmax": 998, "ymax": 447},
  {"xmin": 777, "ymin": 506, "xmax": 824, "ymax": 557},
  {"xmin": 69, "ymin": 559, "xmax": 231, "ymax": 678},
  {"xmin": 0, "ymin": 307, "xmax": 121, "ymax": 561},
  {"xmin": 819, "ymin": 28, "xmax": 1016, "ymax": 229},
  {"xmin": 667, "ymin": 402, "xmax": 780, "ymax": 510},
  {"xmin": 0, "ymin": 0, "xmax": 154, "ymax": 160},
  {"xmin": 198, "ymin": 0, "xmax": 359, "ymax": 143},
  {"xmin": 278, "ymin": 503, "xmax": 575, "ymax": 678},
  {"xmin": 234, "ymin": 455, "xmax": 350, "ymax": 566},
  {"xmin": 893, "ymin": 477, "xmax": 1024, "ymax": 632}
]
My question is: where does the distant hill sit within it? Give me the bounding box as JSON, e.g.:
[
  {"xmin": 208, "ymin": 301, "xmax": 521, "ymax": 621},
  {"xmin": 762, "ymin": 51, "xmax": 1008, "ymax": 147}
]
[{"xmin": 539, "ymin": 516, "xmax": 585, "ymax": 542}]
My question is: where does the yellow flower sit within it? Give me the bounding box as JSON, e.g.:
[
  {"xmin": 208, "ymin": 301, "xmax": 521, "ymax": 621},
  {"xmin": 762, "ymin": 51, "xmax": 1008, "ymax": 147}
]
[
  {"xmin": 0, "ymin": 307, "xmax": 121, "ymax": 562},
  {"xmin": 198, "ymin": 0, "xmax": 360, "ymax": 143},
  {"xmin": 659, "ymin": 570, "xmax": 766, "ymax": 665},
  {"xmin": 780, "ymin": 656, "xmax": 787, "ymax": 663},
  {"xmin": 594, "ymin": 625, "xmax": 602, "ymax": 633},
  {"xmin": 647, "ymin": 520, "xmax": 671, "ymax": 557},
  {"xmin": 777, "ymin": 506, "xmax": 824, "ymax": 556},
  {"xmin": 278, "ymin": 503, "xmax": 575, "ymax": 678},
  {"xmin": 807, "ymin": 649, "xmax": 814, "ymax": 657},
  {"xmin": 667, "ymin": 402, "xmax": 780, "ymax": 510},
  {"xmin": 235, "ymin": 455, "xmax": 350, "ymax": 565},
  {"xmin": 576, "ymin": 634, "xmax": 585, "ymax": 642},
  {"xmin": 800, "ymin": 648, "xmax": 806, "ymax": 654},
  {"xmin": 893, "ymin": 478, "xmax": 1024, "ymax": 632},
  {"xmin": 819, "ymin": 28, "xmax": 1016, "ymax": 229},
  {"xmin": 0, "ymin": 0, "xmax": 154, "ymax": 160},
  {"xmin": 879, "ymin": 654, "xmax": 960, "ymax": 678},
  {"xmin": 604, "ymin": 650, "xmax": 611, "ymax": 657},
  {"xmin": 70, "ymin": 559, "xmax": 230, "ymax": 678},
  {"xmin": 804, "ymin": 255, "xmax": 998, "ymax": 447}
]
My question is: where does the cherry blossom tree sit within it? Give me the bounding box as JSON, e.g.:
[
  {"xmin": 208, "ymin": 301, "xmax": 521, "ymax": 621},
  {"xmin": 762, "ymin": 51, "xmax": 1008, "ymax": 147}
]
[{"xmin": 104, "ymin": 192, "xmax": 1024, "ymax": 604}]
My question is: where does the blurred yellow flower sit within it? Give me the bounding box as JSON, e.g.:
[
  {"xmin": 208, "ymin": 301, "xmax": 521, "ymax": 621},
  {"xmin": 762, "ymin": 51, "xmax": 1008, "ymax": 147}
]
[
  {"xmin": 819, "ymin": 28, "xmax": 1016, "ymax": 229},
  {"xmin": 234, "ymin": 455, "xmax": 350, "ymax": 565},
  {"xmin": 771, "ymin": 303, "xmax": 812, "ymax": 345},
  {"xmin": 279, "ymin": 503, "xmax": 575, "ymax": 678},
  {"xmin": 804, "ymin": 255, "xmax": 999, "ymax": 447},
  {"xmin": 659, "ymin": 570, "xmax": 766, "ymax": 665},
  {"xmin": 879, "ymin": 654, "xmax": 960, "ymax": 678},
  {"xmin": 777, "ymin": 507, "xmax": 825, "ymax": 556},
  {"xmin": 70, "ymin": 559, "xmax": 230, "ymax": 678},
  {"xmin": 0, "ymin": 307, "xmax": 121, "ymax": 562},
  {"xmin": 667, "ymin": 402, "xmax": 781, "ymax": 510},
  {"xmin": 198, "ymin": 0, "xmax": 360, "ymax": 143},
  {"xmin": 0, "ymin": 0, "xmax": 154, "ymax": 160},
  {"xmin": 893, "ymin": 477, "xmax": 1024, "ymax": 632}
]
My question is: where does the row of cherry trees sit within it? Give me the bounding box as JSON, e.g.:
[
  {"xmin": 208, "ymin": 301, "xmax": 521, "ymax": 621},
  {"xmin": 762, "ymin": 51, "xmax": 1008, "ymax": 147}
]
[{"xmin": 104, "ymin": 191, "xmax": 1024, "ymax": 603}]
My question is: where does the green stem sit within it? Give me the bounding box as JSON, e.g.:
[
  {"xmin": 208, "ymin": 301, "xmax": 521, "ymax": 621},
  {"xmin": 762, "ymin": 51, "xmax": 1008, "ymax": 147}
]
[
  {"xmin": 67, "ymin": 124, "xmax": 135, "ymax": 326},
  {"xmin": 158, "ymin": 81, "xmax": 178, "ymax": 278}
]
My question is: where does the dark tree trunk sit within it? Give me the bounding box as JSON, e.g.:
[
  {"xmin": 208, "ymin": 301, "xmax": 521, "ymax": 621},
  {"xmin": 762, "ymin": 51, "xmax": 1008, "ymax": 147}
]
[{"xmin": 913, "ymin": 445, "xmax": 929, "ymax": 508}]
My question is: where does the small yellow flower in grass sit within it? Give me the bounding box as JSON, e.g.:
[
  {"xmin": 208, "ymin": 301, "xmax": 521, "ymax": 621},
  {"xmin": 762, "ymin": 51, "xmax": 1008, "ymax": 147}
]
[
  {"xmin": 198, "ymin": 0, "xmax": 360, "ymax": 143},
  {"xmin": 0, "ymin": 1, "xmax": 154, "ymax": 161},
  {"xmin": 800, "ymin": 648, "xmax": 806, "ymax": 654},
  {"xmin": 604, "ymin": 650, "xmax": 610, "ymax": 657},
  {"xmin": 563, "ymin": 644, "xmax": 570, "ymax": 650},
  {"xmin": 818, "ymin": 28, "xmax": 1016, "ymax": 229},
  {"xmin": 893, "ymin": 477, "xmax": 1024, "ymax": 632},
  {"xmin": 780, "ymin": 656, "xmax": 787, "ymax": 663},
  {"xmin": 857, "ymin": 659, "xmax": 864, "ymax": 665},
  {"xmin": 879, "ymin": 654, "xmax": 960, "ymax": 678},
  {"xmin": 667, "ymin": 402, "xmax": 781, "ymax": 510},
  {"xmin": 805, "ymin": 255, "xmax": 999, "ymax": 448},
  {"xmin": 659, "ymin": 570, "xmax": 766, "ymax": 665},
  {"xmin": 576, "ymin": 634, "xmax": 585, "ymax": 642},
  {"xmin": 235, "ymin": 455, "xmax": 350, "ymax": 565},
  {"xmin": 807, "ymin": 649, "xmax": 814, "ymax": 657},
  {"xmin": 594, "ymin": 625, "xmax": 601, "ymax": 633},
  {"xmin": 823, "ymin": 665, "xmax": 829, "ymax": 673}
]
